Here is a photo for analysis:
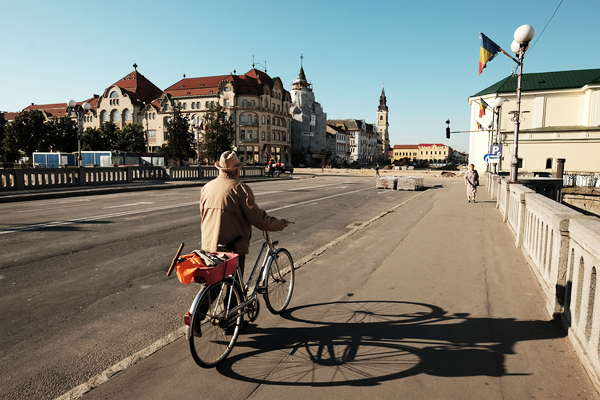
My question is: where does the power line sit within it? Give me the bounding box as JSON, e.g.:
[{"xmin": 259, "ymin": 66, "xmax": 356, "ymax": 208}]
[{"xmin": 527, "ymin": 0, "xmax": 564, "ymax": 56}]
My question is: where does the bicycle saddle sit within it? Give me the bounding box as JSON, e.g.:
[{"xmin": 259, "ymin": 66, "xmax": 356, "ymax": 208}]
[{"xmin": 217, "ymin": 236, "xmax": 242, "ymax": 253}]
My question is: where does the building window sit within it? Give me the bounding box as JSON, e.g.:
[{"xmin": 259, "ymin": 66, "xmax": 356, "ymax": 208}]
[
  {"xmin": 262, "ymin": 116, "xmax": 266, "ymax": 124},
  {"xmin": 277, "ymin": 105, "xmax": 280, "ymax": 112},
  {"xmin": 191, "ymin": 103, "xmax": 195, "ymax": 109},
  {"xmin": 101, "ymin": 111, "xmax": 108, "ymax": 122},
  {"xmin": 262, "ymin": 131, "xmax": 265, "ymax": 140},
  {"xmin": 124, "ymin": 109, "xmax": 131, "ymax": 121},
  {"xmin": 149, "ymin": 130, "xmax": 156, "ymax": 138},
  {"xmin": 225, "ymin": 99, "xmax": 230, "ymax": 106},
  {"xmin": 183, "ymin": 103, "xmax": 187, "ymax": 110},
  {"xmin": 267, "ymin": 117, "xmax": 270, "ymax": 125},
  {"xmin": 241, "ymin": 130, "xmax": 245, "ymax": 139},
  {"xmin": 205, "ymin": 101, "xmax": 210, "ymax": 108},
  {"xmin": 241, "ymin": 114, "xmax": 246, "ymax": 123},
  {"xmin": 243, "ymin": 99, "xmax": 248, "ymax": 107},
  {"xmin": 251, "ymin": 100, "xmax": 255, "ymax": 107},
  {"xmin": 112, "ymin": 110, "xmax": 120, "ymax": 122}
]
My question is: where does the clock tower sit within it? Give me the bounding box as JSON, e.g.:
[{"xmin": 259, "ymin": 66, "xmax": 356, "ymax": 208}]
[{"xmin": 376, "ymin": 85, "xmax": 390, "ymax": 161}]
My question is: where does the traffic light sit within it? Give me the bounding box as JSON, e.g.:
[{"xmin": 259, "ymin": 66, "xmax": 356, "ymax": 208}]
[{"xmin": 445, "ymin": 119, "xmax": 450, "ymax": 139}]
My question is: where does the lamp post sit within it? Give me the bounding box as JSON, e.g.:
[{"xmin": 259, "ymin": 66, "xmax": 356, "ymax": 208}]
[
  {"xmin": 67, "ymin": 100, "xmax": 91, "ymax": 167},
  {"xmin": 509, "ymin": 24, "xmax": 535, "ymax": 183},
  {"xmin": 492, "ymin": 97, "xmax": 503, "ymax": 173},
  {"xmin": 189, "ymin": 121, "xmax": 201, "ymax": 165}
]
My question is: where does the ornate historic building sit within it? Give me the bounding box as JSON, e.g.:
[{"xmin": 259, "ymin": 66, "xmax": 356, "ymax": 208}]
[
  {"xmin": 289, "ymin": 62, "xmax": 328, "ymax": 166},
  {"xmin": 21, "ymin": 65, "xmax": 292, "ymax": 164}
]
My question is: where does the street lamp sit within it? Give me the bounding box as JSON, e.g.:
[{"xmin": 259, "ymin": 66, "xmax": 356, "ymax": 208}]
[
  {"xmin": 189, "ymin": 119, "xmax": 203, "ymax": 165},
  {"xmin": 492, "ymin": 96, "xmax": 504, "ymax": 173},
  {"xmin": 509, "ymin": 24, "xmax": 535, "ymax": 183},
  {"xmin": 67, "ymin": 100, "xmax": 91, "ymax": 167}
]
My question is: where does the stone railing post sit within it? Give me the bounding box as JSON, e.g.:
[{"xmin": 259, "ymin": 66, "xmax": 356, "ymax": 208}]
[
  {"xmin": 503, "ymin": 181, "xmax": 511, "ymax": 222},
  {"xmin": 127, "ymin": 167, "xmax": 134, "ymax": 183},
  {"xmin": 78, "ymin": 167, "xmax": 86, "ymax": 186},
  {"xmin": 15, "ymin": 169, "xmax": 26, "ymax": 190},
  {"xmin": 515, "ymin": 191, "xmax": 527, "ymax": 248}
]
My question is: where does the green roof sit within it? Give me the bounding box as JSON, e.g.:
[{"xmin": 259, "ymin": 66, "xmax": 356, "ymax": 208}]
[{"xmin": 472, "ymin": 68, "xmax": 600, "ymax": 97}]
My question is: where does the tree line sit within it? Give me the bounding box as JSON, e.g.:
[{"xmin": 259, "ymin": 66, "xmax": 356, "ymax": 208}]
[{"xmin": 0, "ymin": 103, "xmax": 235, "ymax": 166}]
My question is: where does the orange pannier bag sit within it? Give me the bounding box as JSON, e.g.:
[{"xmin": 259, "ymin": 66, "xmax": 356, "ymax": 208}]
[{"xmin": 176, "ymin": 251, "xmax": 238, "ymax": 285}]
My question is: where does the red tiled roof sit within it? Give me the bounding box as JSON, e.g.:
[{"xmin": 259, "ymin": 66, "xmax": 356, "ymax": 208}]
[
  {"xmin": 110, "ymin": 70, "xmax": 163, "ymax": 104},
  {"xmin": 23, "ymin": 103, "xmax": 69, "ymax": 118},
  {"xmin": 393, "ymin": 144, "xmax": 419, "ymax": 149},
  {"xmin": 1, "ymin": 112, "xmax": 20, "ymax": 121},
  {"xmin": 163, "ymin": 69, "xmax": 284, "ymax": 98}
]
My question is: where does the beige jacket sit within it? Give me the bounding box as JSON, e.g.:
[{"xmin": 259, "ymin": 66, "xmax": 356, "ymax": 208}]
[{"xmin": 200, "ymin": 172, "xmax": 287, "ymax": 255}]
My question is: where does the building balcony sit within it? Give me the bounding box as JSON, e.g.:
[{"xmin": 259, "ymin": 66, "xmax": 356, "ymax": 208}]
[
  {"xmin": 240, "ymin": 121, "xmax": 258, "ymax": 127},
  {"xmin": 240, "ymin": 137, "xmax": 259, "ymax": 143}
]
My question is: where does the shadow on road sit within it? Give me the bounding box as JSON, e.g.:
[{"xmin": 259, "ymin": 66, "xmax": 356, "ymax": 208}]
[{"xmin": 216, "ymin": 300, "xmax": 564, "ymax": 386}]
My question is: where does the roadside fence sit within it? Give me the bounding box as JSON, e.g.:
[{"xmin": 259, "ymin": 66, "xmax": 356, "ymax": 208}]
[
  {"xmin": 484, "ymin": 172, "xmax": 600, "ymax": 385},
  {"xmin": 0, "ymin": 165, "xmax": 264, "ymax": 192}
]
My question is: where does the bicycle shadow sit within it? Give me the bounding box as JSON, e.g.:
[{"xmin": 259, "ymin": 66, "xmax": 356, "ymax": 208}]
[{"xmin": 216, "ymin": 300, "xmax": 565, "ymax": 386}]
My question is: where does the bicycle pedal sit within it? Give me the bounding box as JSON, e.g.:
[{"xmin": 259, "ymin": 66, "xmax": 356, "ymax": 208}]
[{"xmin": 256, "ymin": 285, "xmax": 267, "ymax": 294}]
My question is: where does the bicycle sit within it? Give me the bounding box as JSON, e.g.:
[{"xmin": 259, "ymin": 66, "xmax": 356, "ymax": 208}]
[{"xmin": 167, "ymin": 230, "xmax": 295, "ymax": 368}]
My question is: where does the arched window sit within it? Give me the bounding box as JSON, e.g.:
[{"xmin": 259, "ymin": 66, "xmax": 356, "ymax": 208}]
[
  {"xmin": 112, "ymin": 110, "xmax": 120, "ymax": 121},
  {"xmin": 380, "ymin": 115, "xmax": 383, "ymax": 120},
  {"xmin": 191, "ymin": 103, "xmax": 195, "ymax": 109},
  {"xmin": 124, "ymin": 109, "xmax": 131, "ymax": 121},
  {"xmin": 262, "ymin": 116, "xmax": 266, "ymax": 124},
  {"xmin": 546, "ymin": 158, "xmax": 553, "ymax": 169},
  {"xmin": 101, "ymin": 111, "xmax": 108, "ymax": 122},
  {"xmin": 267, "ymin": 117, "xmax": 270, "ymax": 125},
  {"xmin": 240, "ymin": 114, "xmax": 246, "ymax": 123}
]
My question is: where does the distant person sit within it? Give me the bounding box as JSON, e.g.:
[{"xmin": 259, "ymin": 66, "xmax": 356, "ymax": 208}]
[
  {"xmin": 375, "ymin": 164, "xmax": 380, "ymax": 178},
  {"xmin": 276, "ymin": 160, "xmax": 281, "ymax": 177},
  {"xmin": 268, "ymin": 158, "xmax": 275, "ymax": 178},
  {"xmin": 464, "ymin": 164, "xmax": 479, "ymax": 203}
]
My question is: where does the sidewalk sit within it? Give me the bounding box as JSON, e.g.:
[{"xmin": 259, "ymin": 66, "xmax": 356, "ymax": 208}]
[{"xmin": 72, "ymin": 180, "xmax": 598, "ymax": 400}]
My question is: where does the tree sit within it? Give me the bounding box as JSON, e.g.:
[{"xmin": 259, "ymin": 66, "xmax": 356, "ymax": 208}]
[
  {"xmin": 162, "ymin": 104, "xmax": 194, "ymax": 166},
  {"xmin": 2, "ymin": 110, "xmax": 47, "ymax": 162},
  {"xmin": 46, "ymin": 116, "xmax": 78, "ymax": 153},
  {"xmin": 0, "ymin": 114, "xmax": 6, "ymax": 160},
  {"xmin": 117, "ymin": 123, "xmax": 147, "ymax": 153},
  {"xmin": 81, "ymin": 122, "xmax": 118, "ymax": 151},
  {"xmin": 200, "ymin": 103, "xmax": 235, "ymax": 163}
]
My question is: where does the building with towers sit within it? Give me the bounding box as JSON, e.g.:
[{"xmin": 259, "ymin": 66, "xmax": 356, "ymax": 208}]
[{"xmin": 289, "ymin": 56, "xmax": 328, "ymax": 166}]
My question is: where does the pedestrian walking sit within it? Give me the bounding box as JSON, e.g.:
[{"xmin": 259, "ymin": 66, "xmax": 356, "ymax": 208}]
[
  {"xmin": 375, "ymin": 164, "xmax": 380, "ymax": 177},
  {"xmin": 268, "ymin": 158, "xmax": 275, "ymax": 178},
  {"xmin": 464, "ymin": 164, "xmax": 479, "ymax": 203}
]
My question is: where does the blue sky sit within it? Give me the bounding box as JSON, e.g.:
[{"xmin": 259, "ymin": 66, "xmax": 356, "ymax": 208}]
[{"xmin": 1, "ymin": 0, "xmax": 598, "ymax": 153}]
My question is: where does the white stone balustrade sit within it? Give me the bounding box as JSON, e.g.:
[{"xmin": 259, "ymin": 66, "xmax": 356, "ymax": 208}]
[{"xmin": 485, "ymin": 171, "xmax": 600, "ymax": 385}]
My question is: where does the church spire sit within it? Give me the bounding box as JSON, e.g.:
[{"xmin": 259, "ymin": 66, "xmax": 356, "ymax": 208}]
[{"xmin": 378, "ymin": 84, "xmax": 388, "ymax": 112}]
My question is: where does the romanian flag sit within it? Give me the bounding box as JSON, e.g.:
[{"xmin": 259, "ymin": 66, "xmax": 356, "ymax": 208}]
[
  {"xmin": 477, "ymin": 122, "xmax": 483, "ymax": 130},
  {"xmin": 479, "ymin": 33, "xmax": 501, "ymax": 75},
  {"xmin": 479, "ymin": 98, "xmax": 488, "ymax": 118}
]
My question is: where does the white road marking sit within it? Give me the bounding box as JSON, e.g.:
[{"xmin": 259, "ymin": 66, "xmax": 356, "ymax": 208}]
[
  {"xmin": 103, "ymin": 202, "xmax": 154, "ymax": 209},
  {"xmin": 1, "ymin": 185, "xmax": 371, "ymax": 235}
]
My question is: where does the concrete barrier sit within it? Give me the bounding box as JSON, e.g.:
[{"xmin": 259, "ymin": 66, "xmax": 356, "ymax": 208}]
[{"xmin": 490, "ymin": 173, "xmax": 600, "ymax": 386}]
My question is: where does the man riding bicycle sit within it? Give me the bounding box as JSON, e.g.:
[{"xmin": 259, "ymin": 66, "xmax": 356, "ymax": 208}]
[{"xmin": 200, "ymin": 151, "xmax": 291, "ymax": 280}]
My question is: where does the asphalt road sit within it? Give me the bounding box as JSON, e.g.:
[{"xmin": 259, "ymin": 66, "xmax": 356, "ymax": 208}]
[{"xmin": 0, "ymin": 175, "xmax": 423, "ymax": 400}]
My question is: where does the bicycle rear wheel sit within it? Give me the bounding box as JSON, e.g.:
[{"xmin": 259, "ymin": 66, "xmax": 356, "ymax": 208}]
[
  {"xmin": 189, "ymin": 279, "xmax": 242, "ymax": 367},
  {"xmin": 264, "ymin": 248, "xmax": 295, "ymax": 314}
]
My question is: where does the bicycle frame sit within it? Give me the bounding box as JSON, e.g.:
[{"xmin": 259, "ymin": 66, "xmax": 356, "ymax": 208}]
[{"xmin": 184, "ymin": 232, "xmax": 282, "ymax": 341}]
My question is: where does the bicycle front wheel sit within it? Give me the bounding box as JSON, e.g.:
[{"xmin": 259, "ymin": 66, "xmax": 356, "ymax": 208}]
[
  {"xmin": 264, "ymin": 248, "xmax": 295, "ymax": 314},
  {"xmin": 189, "ymin": 279, "xmax": 242, "ymax": 367}
]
